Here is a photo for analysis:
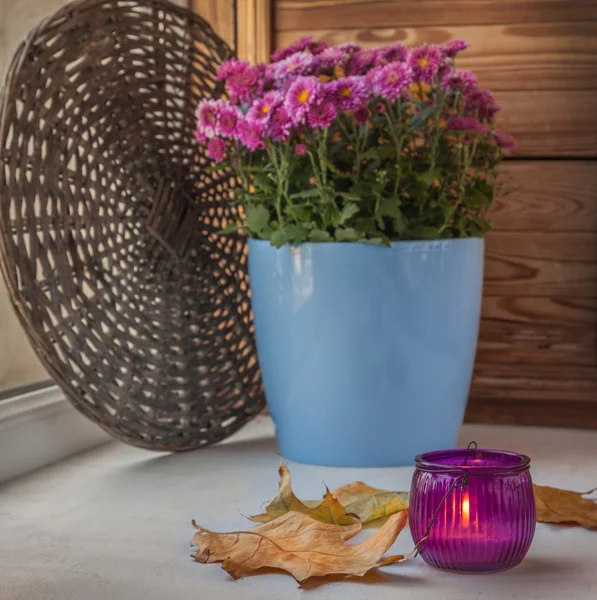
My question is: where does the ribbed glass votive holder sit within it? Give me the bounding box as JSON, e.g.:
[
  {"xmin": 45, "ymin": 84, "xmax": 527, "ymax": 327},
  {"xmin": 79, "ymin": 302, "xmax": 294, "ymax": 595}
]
[{"xmin": 409, "ymin": 447, "xmax": 536, "ymax": 573}]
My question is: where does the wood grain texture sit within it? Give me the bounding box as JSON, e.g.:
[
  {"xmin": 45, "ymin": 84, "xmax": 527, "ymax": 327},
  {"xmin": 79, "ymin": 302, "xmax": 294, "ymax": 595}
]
[
  {"xmin": 276, "ymin": 22, "xmax": 597, "ymax": 91},
  {"xmin": 476, "ymin": 320, "xmax": 597, "ymax": 366},
  {"xmin": 276, "ymin": 0, "xmax": 597, "ymax": 31},
  {"xmin": 471, "ymin": 363, "xmax": 597, "ymax": 402},
  {"xmin": 276, "ymin": 32, "xmax": 597, "ymax": 155},
  {"xmin": 484, "ymin": 232, "xmax": 597, "ymax": 296},
  {"xmin": 272, "ymin": 1, "xmax": 597, "ymax": 427},
  {"xmin": 237, "ymin": 0, "xmax": 273, "ymax": 63},
  {"xmin": 482, "ymin": 296, "xmax": 597, "ymax": 327},
  {"xmin": 492, "ymin": 162, "xmax": 597, "ymax": 232},
  {"xmin": 465, "ymin": 396, "xmax": 597, "ymax": 428},
  {"xmin": 496, "ymin": 91, "xmax": 597, "ymax": 157},
  {"xmin": 191, "ymin": 0, "xmax": 235, "ymax": 47}
]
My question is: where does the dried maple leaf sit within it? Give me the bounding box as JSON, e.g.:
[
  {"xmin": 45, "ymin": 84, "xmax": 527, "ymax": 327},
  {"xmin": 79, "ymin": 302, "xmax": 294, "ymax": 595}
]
[
  {"xmin": 250, "ymin": 460, "xmax": 358, "ymax": 525},
  {"xmin": 191, "ymin": 510, "xmax": 408, "ymax": 583},
  {"xmin": 534, "ymin": 484, "xmax": 597, "ymax": 529},
  {"xmin": 330, "ymin": 482, "xmax": 409, "ymax": 524}
]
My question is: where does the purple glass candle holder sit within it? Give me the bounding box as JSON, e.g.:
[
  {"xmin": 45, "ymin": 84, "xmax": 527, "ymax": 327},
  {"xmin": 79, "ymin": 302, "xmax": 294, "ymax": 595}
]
[{"xmin": 409, "ymin": 446, "xmax": 536, "ymax": 573}]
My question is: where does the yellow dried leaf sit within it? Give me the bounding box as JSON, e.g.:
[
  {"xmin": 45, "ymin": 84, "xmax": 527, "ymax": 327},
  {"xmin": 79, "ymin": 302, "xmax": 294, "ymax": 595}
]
[
  {"xmin": 250, "ymin": 460, "xmax": 357, "ymax": 525},
  {"xmin": 191, "ymin": 510, "xmax": 408, "ymax": 583},
  {"xmin": 534, "ymin": 485, "xmax": 597, "ymax": 529},
  {"xmin": 330, "ymin": 482, "xmax": 409, "ymax": 524}
]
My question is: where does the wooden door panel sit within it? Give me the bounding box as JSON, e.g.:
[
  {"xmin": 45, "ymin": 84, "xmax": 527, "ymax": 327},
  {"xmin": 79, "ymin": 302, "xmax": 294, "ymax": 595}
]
[
  {"xmin": 276, "ymin": 1, "xmax": 597, "ymax": 31},
  {"xmin": 277, "ymin": 22, "xmax": 597, "ymax": 91},
  {"xmin": 200, "ymin": 0, "xmax": 597, "ymax": 427}
]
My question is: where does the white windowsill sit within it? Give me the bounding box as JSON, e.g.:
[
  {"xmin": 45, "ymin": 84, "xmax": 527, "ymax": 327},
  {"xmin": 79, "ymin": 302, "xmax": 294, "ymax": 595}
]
[
  {"xmin": 2, "ymin": 416, "xmax": 597, "ymax": 599},
  {"xmin": 0, "ymin": 384, "xmax": 111, "ymax": 483}
]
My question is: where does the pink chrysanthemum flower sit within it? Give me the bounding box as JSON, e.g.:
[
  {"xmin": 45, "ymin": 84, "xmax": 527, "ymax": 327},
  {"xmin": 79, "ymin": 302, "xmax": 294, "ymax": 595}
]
[
  {"xmin": 216, "ymin": 58, "xmax": 242, "ymax": 81},
  {"xmin": 447, "ymin": 116, "xmax": 488, "ymax": 134},
  {"xmin": 492, "ymin": 129, "xmax": 516, "ymax": 151},
  {"xmin": 272, "ymin": 51, "xmax": 315, "ymax": 82},
  {"xmin": 442, "ymin": 70, "xmax": 478, "ymax": 93},
  {"xmin": 247, "ymin": 91, "xmax": 283, "ymax": 125},
  {"xmin": 465, "ymin": 88, "xmax": 501, "ymax": 121},
  {"xmin": 207, "ymin": 138, "xmax": 227, "ymax": 163},
  {"xmin": 237, "ymin": 117, "xmax": 264, "ymax": 151},
  {"xmin": 266, "ymin": 104, "xmax": 293, "ymax": 142},
  {"xmin": 195, "ymin": 126, "xmax": 207, "ymax": 144},
  {"xmin": 295, "ymin": 143, "xmax": 307, "ymax": 156},
  {"xmin": 271, "ymin": 36, "xmax": 315, "ymax": 62},
  {"xmin": 336, "ymin": 42, "xmax": 362, "ymax": 54},
  {"xmin": 219, "ymin": 106, "xmax": 240, "ymax": 138},
  {"xmin": 252, "ymin": 63, "xmax": 269, "ymax": 96},
  {"xmin": 331, "ymin": 77, "xmax": 370, "ymax": 111},
  {"xmin": 284, "ymin": 76, "xmax": 321, "ymax": 124},
  {"xmin": 314, "ymin": 47, "xmax": 348, "ymax": 70},
  {"xmin": 346, "ymin": 49, "xmax": 380, "ymax": 76},
  {"xmin": 353, "ymin": 105, "xmax": 371, "ymax": 124},
  {"xmin": 379, "ymin": 43, "xmax": 408, "ymax": 64},
  {"xmin": 440, "ymin": 40, "xmax": 469, "ymax": 58},
  {"xmin": 196, "ymin": 99, "xmax": 222, "ymax": 138},
  {"xmin": 307, "ymin": 97, "xmax": 338, "ymax": 129},
  {"xmin": 371, "ymin": 63, "xmax": 413, "ymax": 101},
  {"xmin": 408, "ymin": 44, "xmax": 445, "ymax": 83},
  {"xmin": 222, "ymin": 60, "xmax": 259, "ymax": 104},
  {"xmin": 307, "ymin": 40, "xmax": 329, "ymax": 55}
]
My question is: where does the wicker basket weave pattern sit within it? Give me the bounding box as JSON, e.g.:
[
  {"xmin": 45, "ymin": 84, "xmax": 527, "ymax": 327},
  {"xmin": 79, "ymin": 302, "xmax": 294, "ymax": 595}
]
[{"xmin": 0, "ymin": 0, "xmax": 265, "ymax": 450}]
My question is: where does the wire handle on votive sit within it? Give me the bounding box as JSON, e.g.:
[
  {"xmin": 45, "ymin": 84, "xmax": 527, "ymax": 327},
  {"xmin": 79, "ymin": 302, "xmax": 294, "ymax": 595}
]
[{"xmin": 413, "ymin": 441, "xmax": 477, "ymax": 557}]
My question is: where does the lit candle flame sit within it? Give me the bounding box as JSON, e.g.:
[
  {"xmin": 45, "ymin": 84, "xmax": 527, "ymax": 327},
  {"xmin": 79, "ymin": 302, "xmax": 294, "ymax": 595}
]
[{"xmin": 461, "ymin": 491, "xmax": 470, "ymax": 528}]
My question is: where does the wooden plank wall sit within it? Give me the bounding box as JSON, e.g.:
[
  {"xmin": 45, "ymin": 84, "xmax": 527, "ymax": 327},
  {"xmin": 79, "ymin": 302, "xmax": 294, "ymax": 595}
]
[{"xmin": 274, "ymin": 0, "xmax": 597, "ymax": 428}]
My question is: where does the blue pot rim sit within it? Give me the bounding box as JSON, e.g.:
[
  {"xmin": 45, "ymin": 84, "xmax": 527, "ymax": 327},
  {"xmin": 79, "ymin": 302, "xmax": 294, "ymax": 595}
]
[{"xmin": 248, "ymin": 237, "xmax": 483, "ymax": 248}]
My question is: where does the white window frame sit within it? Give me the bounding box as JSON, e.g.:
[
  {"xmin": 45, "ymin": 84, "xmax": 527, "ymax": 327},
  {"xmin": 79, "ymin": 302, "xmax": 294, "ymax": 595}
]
[{"xmin": 0, "ymin": 385, "xmax": 110, "ymax": 483}]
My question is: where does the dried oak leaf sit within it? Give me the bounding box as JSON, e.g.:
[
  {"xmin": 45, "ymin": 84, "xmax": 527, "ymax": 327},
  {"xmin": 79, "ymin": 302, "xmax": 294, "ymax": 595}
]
[
  {"xmin": 250, "ymin": 460, "xmax": 358, "ymax": 525},
  {"xmin": 534, "ymin": 485, "xmax": 597, "ymax": 529},
  {"xmin": 330, "ymin": 482, "xmax": 409, "ymax": 524},
  {"xmin": 191, "ymin": 510, "xmax": 408, "ymax": 583}
]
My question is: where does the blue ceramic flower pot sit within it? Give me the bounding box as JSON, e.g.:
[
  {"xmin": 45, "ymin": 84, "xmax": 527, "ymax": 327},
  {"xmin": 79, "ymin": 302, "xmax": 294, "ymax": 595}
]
[{"xmin": 248, "ymin": 238, "xmax": 484, "ymax": 467}]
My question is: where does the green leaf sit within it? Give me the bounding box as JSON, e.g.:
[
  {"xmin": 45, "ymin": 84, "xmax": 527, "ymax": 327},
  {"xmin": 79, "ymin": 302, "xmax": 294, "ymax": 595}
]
[
  {"xmin": 476, "ymin": 179, "xmax": 495, "ymax": 197},
  {"xmin": 416, "ymin": 171, "xmax": 435, "ymax": 187},
  {"xmin": 408, "ymin": 106, "xmax": 436, "ymax": 132},
  {"xmin": 361, "ymin": 147, "xmax": 380, "ymax": 161},
  {"xmin": 392, "ymin": 213, "xmax": 408, "ymax": 235},
  {"xmin": 464, "ymin": 189, "xmax": 490, "ymax": 208},
  {"xmin": 218, "ymin": 222, "xmax": 239, "ymax": 235},
  {"xmin": 253, "ymin": 172, "xmax": 273, "ymax": 189},
  {"xmin": 408, "ymin": 225, "xmax": 441, "ymax": 240},
  {"xmin": 205, "ymin": 164, "xmax": 230, "ymax": 173},
  {"xmin": 245, "ymin": 204, "xmax": 270, "ymax": 234},
  {"xmin": 355, "ymin": 217, "xmax": 377, "ymax": 233},
  {"xmin": 363, "ymin": 235, "xmax": 390, "ymax": 247},
  {"xmin": 243, "ymin": 165, "xmax": 275, "ymax": 173},
  {"xmin": 323, "ymin": 158, "xmax": 336, "ymax": 173},
  {"xmin": 270, "ymin": 225, "xmax": 309, "ymax": 247},
  {"xmin": 340, "ymin": 203, "xmax": 360, "ymax": 223},
  {"xmin": 335, "ymin": 227, "xmax": 363, "ymax": 242},
  {"xmin": 293, "ymin": 204, "xmax": 313, "ymax": 222},
  {"xmin": 377, "ymin": 146, "xmax": 397, "ymax": 161},
  {"xmin": 331, "ymin": 203, "xmax": 360, "ymax": 228},
  {"xmin": 290, "ymin": 188, "xmax": 321, "ymax": 201},
  {"xmin": 362, "ymin": 159, "xmax": 381, "ymax": 173},
  {"xmin": 337, "ymin": 192, "xmax": 362, "ymax": 202},
  {"xmin": 309, "ymin": 229, "xmax": 332, "ymax": 242},
  {"xmin": 408, "ymin": 180, "xmax": 429, "ymax": 204},
  {"xmin": 378, "ymin": 197, "xmax": 400, "ymax": 219}
]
